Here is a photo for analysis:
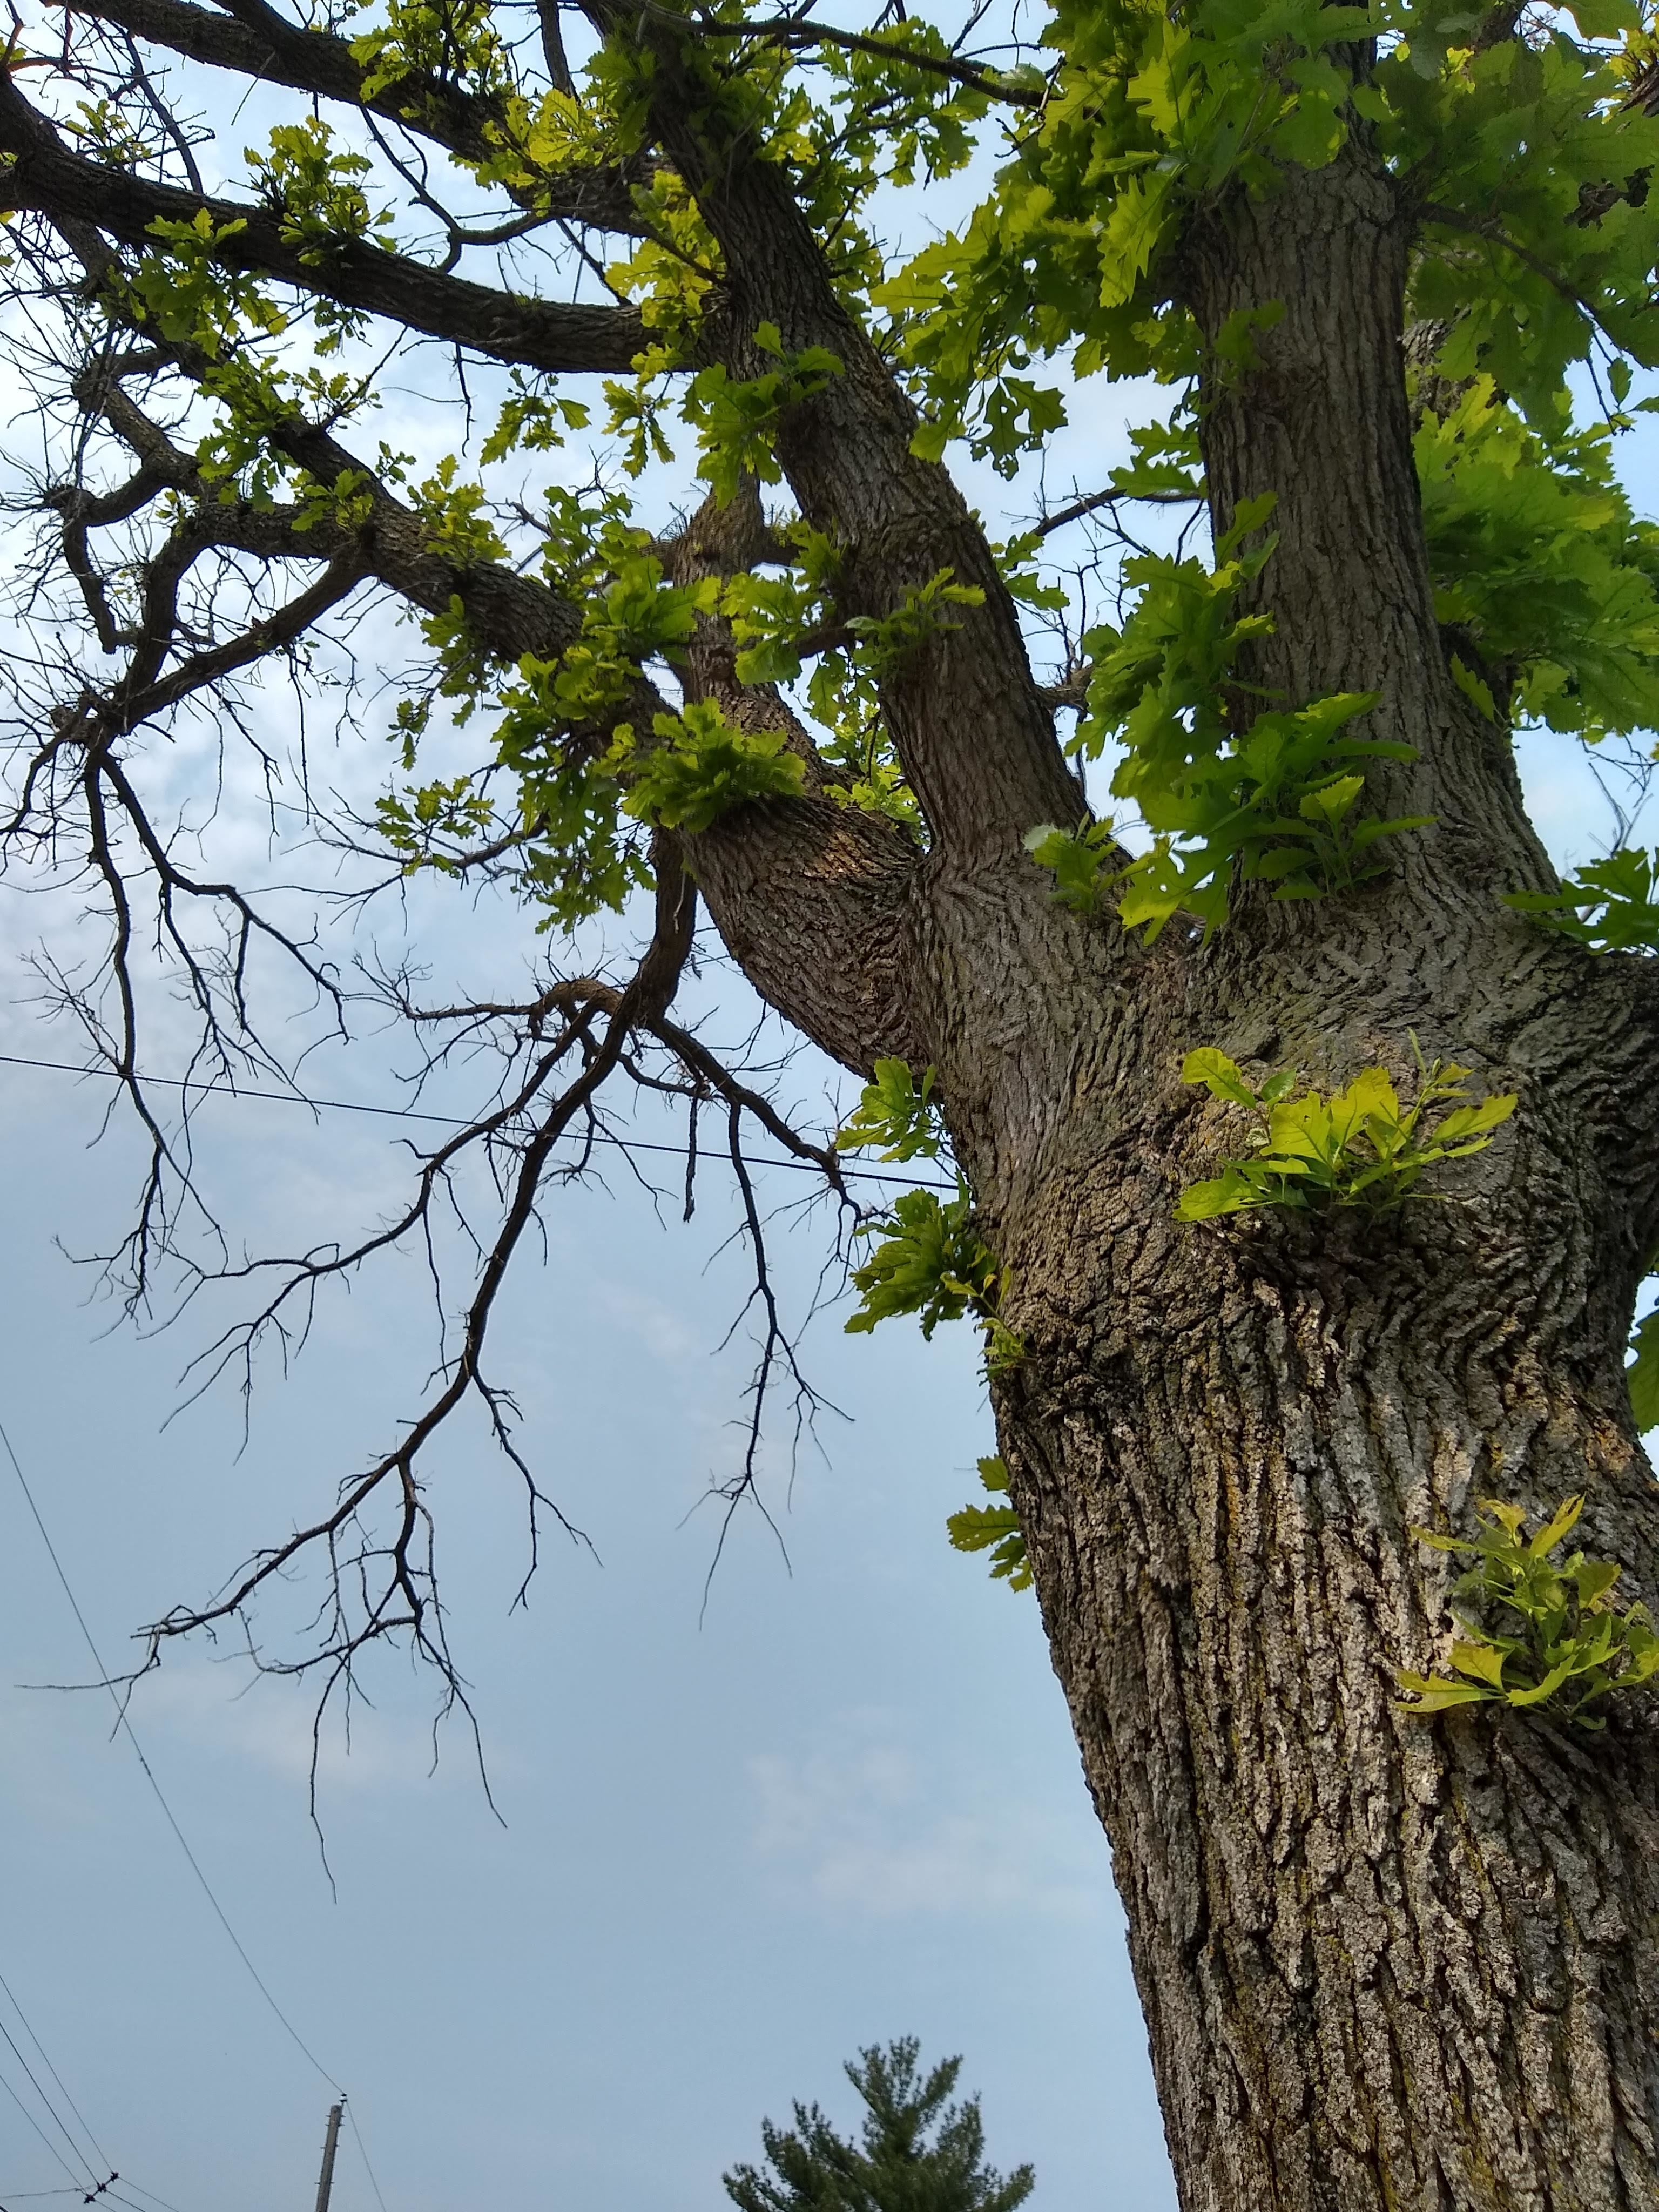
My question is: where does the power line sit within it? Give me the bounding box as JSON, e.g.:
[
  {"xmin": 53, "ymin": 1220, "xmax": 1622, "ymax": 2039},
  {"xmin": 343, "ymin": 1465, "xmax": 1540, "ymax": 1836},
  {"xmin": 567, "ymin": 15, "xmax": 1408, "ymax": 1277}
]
[
  {"xmin": 0, "ymin": 1415, "xmax": 342, "ymax": 2100},
  {"xmin": 0, "ymin": 1970, "xmax": 112, "ymax": 2180},
  {"xmin": 0, "ymin": 1007, "xmax": 933, "ymax": 2212},
  {"xmin": 107, "ymin": 2186, "xmax": 184, "ymax": 2212},
  {"xmin": 342, "ymin": 2105, "xmax": 386, "ymax": 2212},
  {"xmin": 0, "ymin": 1972, "xmax": 185, "ymax": 2212},
  {"xmin": 0, "ymin": 1967, "xmax": 130, "ymax": 2208},
  {"xmin": 0, "ymin": 2018, "xmax": 98, "ymax": 2191},
  {"xmin": 0, "ymin": 2061, "xmax": 98, "ymax": 2199},
  {"xmin": 0, "ymin": 1051, "xmax": 953, "ymax": 1191},
  {"xmin": 0, "ymin": 1417, "xmax": 393, "ymax": 2208}
]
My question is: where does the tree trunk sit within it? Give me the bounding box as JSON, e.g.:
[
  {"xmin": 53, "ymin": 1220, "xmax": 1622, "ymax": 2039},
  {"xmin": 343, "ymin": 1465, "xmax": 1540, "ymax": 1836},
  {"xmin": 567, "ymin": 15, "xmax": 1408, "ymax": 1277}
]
[
  {"xmin": 871, "ymin": 130, "xmax": 1659, "ymax": 2212},
  {"xmin": 976, "ymin": 919, "xmax": 1659, "ymax": 2209},
  {"xmin": 638, "ymin": 89, "xmax": 1659, "ymax": 2205}
]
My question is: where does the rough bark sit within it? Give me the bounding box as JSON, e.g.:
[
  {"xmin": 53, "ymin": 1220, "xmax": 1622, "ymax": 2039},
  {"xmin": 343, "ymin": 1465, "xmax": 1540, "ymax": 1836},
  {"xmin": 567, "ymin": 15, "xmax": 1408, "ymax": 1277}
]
[
  {"xmin": 898, "ymin": 144, "xmax": 1659, "ymax": 2212},
  {"xmin": 1178, "ymin": 137, "xmax": 1552, "ymax": 901},
  {"xmin": 968, "ymin": 902, "xmax": 1659, "ymax": 2212}
]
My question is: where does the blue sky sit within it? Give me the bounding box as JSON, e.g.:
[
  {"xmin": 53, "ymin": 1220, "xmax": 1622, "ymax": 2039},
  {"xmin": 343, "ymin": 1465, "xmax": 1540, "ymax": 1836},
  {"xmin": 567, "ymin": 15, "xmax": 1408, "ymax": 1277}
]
[{"xmin": 0, "ymin": 1036, "xmax": 1172, "ymax": 2212}]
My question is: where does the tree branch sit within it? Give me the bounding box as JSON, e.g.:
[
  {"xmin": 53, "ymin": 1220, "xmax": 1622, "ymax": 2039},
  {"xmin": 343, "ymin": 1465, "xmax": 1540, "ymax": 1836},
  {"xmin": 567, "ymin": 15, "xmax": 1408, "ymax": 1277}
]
[
  {"xmin": 50, "ymin": 305, "xmax": 925, "ymax": 1080},
  {"xmin": 0, "ymin": 73, "xmax": 653, "ymax": 375},
  {"xmin": 45, "ymin": 0, "xmax": 636, "ymax": 212},
  {"xmin": 581, "ymin": 2, "xmax": 1081, "ymax": 862},
  {"xmin": 666, "ymin": 8, "xmax": 1047, "ymax": 109}
]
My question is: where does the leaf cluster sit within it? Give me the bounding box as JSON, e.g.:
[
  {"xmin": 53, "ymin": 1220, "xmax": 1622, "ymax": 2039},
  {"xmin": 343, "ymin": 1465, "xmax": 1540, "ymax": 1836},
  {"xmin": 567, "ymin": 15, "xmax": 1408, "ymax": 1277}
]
[
  {"xmin": 845, "ymin": 568, "xmax": 986, "ymax": 677},
  {"xmin": 608, "ymin": 701, "xmax": 805, "ymax": 835},
  {"xmin": 122, "ymin": 211, "xmax": 288, "ymax": 359},
  {"xmin": 1415, "ymin": 377, "xmax": 1659, "ymax": 745},
  {"xmin": 246, "ymin": 118, "xmax": 394, "ymax": 266},
  {"xmin": 685, "ymin": 325, "xmax": 844, "ymax": 505},
  {"xmin": 1398, "ymin": 1496, "xmax": 1659, "ymax": 1726},
  {"xmin": 1382, "ymin": 13, "xmax": 1659, "ymax": 421},
  {"xmin": 876, "ymin": 0, "xmax": 1372, "ymax": 465},
  {"xmin": 1629, "ymin": 1308, "xmax": 1659, "ymax": 1432},
  {"xmin": 835, "ymin": 1059, "xmax": 945, "ymax": 1164},
  {"xmin": 1509, "ymin": 844, "xmax": 1659, "ymax": 954},
  {"xmin": 1175, "ymin": 1047, "xmax": 1515, "ymax": 1220},
  {"xmin": 845, "ymin": 1182, "xmax": 1002, "ymax": 1343},
  {"xmin": 721, "ymin": 529, "xmax": 940, "ymax": 827},
  {"xmin": 1027, "ymin": 500, "xmax": 1426, "ymax": 939},
  {"xmin": 946, "ymin": 1457, "xmax": 1031, "ymax": 1593},
  {"xmin": 350, "ymin": 0, "xmax": 511, "ymax": 104}
]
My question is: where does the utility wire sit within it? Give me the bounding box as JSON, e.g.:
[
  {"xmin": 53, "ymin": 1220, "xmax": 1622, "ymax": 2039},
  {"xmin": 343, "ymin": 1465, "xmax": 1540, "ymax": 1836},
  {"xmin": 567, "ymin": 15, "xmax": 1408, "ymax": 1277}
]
[
  {"xmin": 0, "ymin": 1970, "xmax": 112, "ymax": 2179},
  {"xmin": 0, "ymin": 1002, "xmax": 929, "ymax": 2211},
  {"xmin": 0, "ymin": 2019, "xmax": 98, "ymax": 2191},
  {"xmin": 0, "ymin": 1417, "xmax": 379, "ymax": 2185},
  {"xmin": 109, "ymin": 2186, "xmax": 184, "ymax": 2212},
  {"xmin": 0, "ymin": 1969, "xmax": 185, "ymax": 2212},
  {"xmin": 342, "ymin": 2103, "xmax": 386, "ymax": 2212},
  {"xmin": 0, "ymin": 2061, "xmax": 90, "ymax": 2193},
  {"xmin": 0, "ymin": 1976, "xmax": 125, "ymax": 2208},
  {"xmin": 0, "ymin": 1052, "xmax": 953, "ymax": 1191},
  {"xmin": 0, "ymin": 1415, "xmax": 341, "ymax": 2097}
]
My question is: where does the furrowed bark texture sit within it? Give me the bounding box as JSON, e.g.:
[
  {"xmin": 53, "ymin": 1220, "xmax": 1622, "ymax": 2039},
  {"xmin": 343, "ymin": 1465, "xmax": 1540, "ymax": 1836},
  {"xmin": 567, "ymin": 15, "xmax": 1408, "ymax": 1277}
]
[
  {"xmin": 975, "ymin": 912, "xmax": 1659, "ymax": 2212},
  {"xmin": 914, "ymin": 150, "xmax": 1659, "ymax": 2212},
  {"xmin": 1178, "ymin": 137, "xmax": 1552, "ymax": 900},
  {"xmin": 696, "ymin": 134, "xmax": 1659, "ymax": 2212}
]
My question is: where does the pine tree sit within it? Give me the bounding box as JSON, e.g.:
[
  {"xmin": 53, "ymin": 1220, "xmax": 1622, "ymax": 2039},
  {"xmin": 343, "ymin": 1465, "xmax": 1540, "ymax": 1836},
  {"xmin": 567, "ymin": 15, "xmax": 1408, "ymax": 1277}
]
[{"xmin": 723, "ymin": 2041, "xmax": 1034, "ymax": 2212}]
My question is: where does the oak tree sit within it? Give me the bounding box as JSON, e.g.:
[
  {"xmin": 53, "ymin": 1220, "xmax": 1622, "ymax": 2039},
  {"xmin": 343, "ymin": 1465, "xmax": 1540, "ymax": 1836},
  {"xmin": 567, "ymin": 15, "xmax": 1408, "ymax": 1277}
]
[{"xmin": 3, "ymin": 0, "xmax": 1659, "ymax": 2204}]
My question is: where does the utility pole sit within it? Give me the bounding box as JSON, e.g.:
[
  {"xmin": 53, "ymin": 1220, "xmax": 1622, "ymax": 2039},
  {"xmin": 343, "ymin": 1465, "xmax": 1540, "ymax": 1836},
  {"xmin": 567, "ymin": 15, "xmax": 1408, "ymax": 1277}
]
[{"xmin": 313, "ymin": 2102, "xmax": 343, "ymax": 2212}]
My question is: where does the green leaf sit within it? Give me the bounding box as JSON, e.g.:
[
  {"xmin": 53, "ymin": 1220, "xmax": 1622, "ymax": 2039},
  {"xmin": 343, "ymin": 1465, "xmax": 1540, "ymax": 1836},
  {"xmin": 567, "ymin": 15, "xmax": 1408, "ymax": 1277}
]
[
  {"xmin": 1410, "ymin": 1526, "xmax": 1478, "ymax": 1555},
  {"xmin": 1573, "ymin": 1558, "xmax": 1623, "ymax": 1610},
  {"xmin": 845, "ymin": 1182, "xmax": 1001, "ymax": 1342},
  {"xmin": 1174, "ymin": 1172, "xmax": 1258, "ymax": 1220},
  {"xmin": 1529, "ymin": 1494, "xmax": 1584, "ymax": 1557},
  {"xmin": 1180, "ymin": 1048, "xmax": 1256, "ymax": 1106},
  {"xmin": 1024, "ymin": 820, "xmax": 1118, "ymax": 913},
  {"xmin": 1628, "ymin": 1309, "xmax": 1659, "ymax": 1431},
  {"xmin": 837, "ymin": 1060, "xmax": 946, "ymax": 1162},
  {"xmin": 1397, "ymin": 1673, "xmax": 1495, "ymax": 1712},
  {"xmin": 616, "ymin": 703, "xmax": 805, "ymax": 834},
  {"xmin": 1479, "ymin": 1499, "xmax": 1528, "ymax": 1539},
  {"xmin": 1449, "ymin": 1638, "xmax": 1509, "ymax": 1688},
  {"xmin": 1405, "ymin": 1495, "xmax": 1658, "ymax": 1725},
  {"xmin": 1506, "ymin": 1656, "xmax": 1580, "ymax": 1707},
  {"xmin": 947, "ymin": 1457, "xmax": 1032, "ymax": 1591},
  {"xmin": 1448, "ymin": 654, "xmax": 1496, "ymax": 723}
]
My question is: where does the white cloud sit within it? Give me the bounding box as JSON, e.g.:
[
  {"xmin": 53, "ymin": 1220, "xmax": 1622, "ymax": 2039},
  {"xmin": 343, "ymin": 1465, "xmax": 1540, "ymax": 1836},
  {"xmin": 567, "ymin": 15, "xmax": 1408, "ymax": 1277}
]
[
  {"xmin": 135, "ymin": 1661, "xmax": 435, "ymax": 1790},
  {"xmin": 746, "ymin": 1721, "xmax": 1101, "ymax": 1921},
  {"xmin": 593, "ymin": 1280, "xmax": 699, "ymax": 1364}
]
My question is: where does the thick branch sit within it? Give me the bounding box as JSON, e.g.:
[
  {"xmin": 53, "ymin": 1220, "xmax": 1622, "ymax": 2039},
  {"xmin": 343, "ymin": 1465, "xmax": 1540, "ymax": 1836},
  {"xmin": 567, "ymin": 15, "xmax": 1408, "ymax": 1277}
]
[
  {"xmin": 57, "ymin": 0, "xmax": 470, "ymax": 164},
  {"xmin": 56, "ymin": 0, "xmax": 654, "ymax": 226},
  {"xmin": 0, "ymin": 75, "xmax": 650, "ymax": 374},
  {"xmin": 659, "ymin": 484, "xmax": 924, "ymax": 1076},
  {"xmin": 581, "ymin": 3, "xmax": 1080, "ymax": 861},
  {"xmin": 664, "ymin": 8, "xmax": 1046, "ymax": 109}
]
